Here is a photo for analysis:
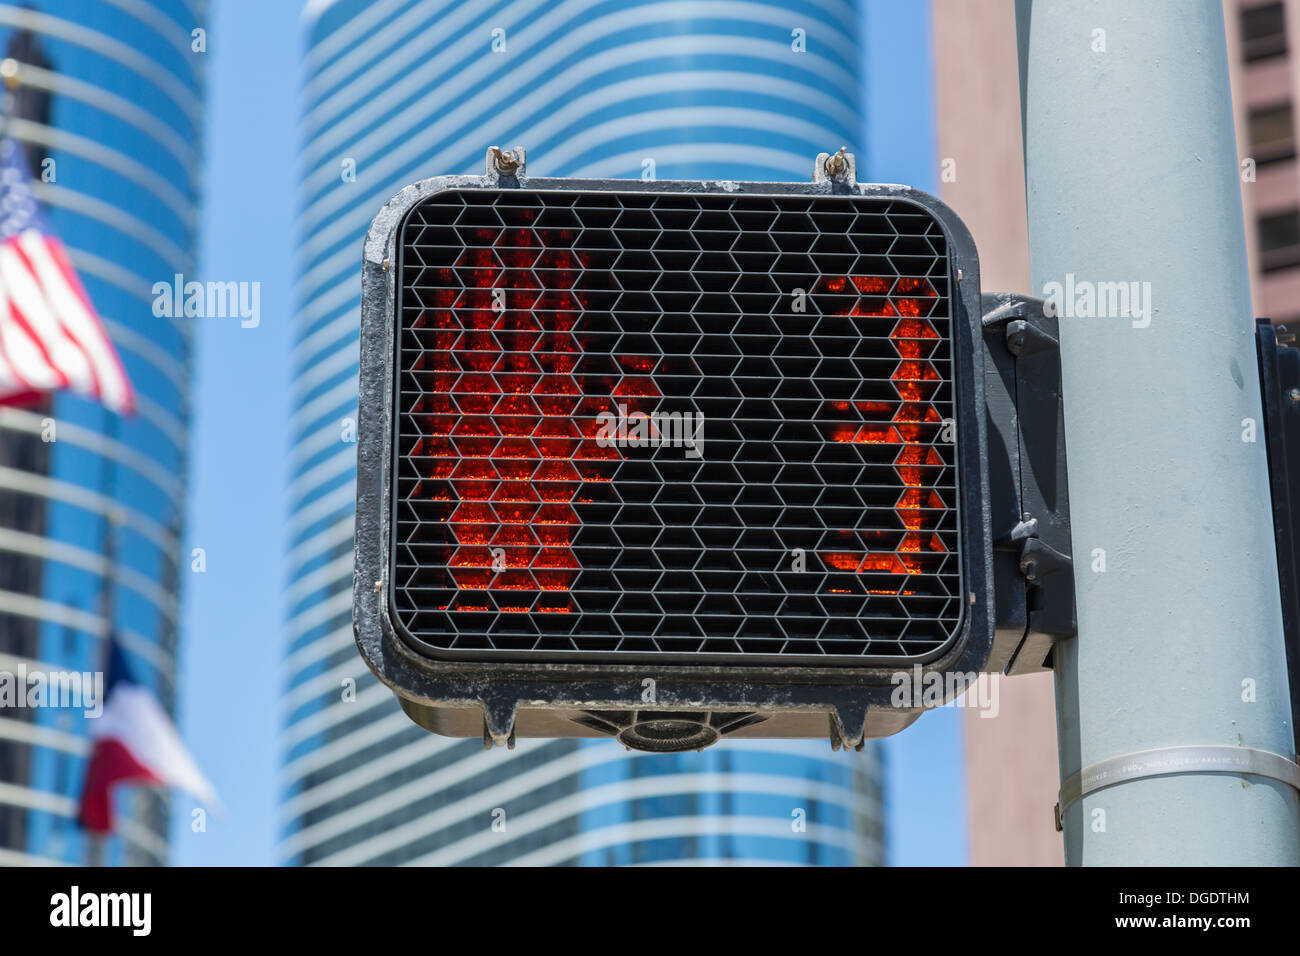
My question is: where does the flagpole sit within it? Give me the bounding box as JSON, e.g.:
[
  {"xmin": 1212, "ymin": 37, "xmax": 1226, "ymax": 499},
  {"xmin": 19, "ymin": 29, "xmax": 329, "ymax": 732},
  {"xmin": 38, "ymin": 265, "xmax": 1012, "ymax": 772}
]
[
  {"xmin": 0, "ymin": 58, "xmax": 17, "ymax": 140},
  {"xmin": 90, "ymin": 237, "xmax": 123, "ymax": 865},
  {"xmin": 88, "ymin": 499, "xmax": 124, "ymax": 868}
]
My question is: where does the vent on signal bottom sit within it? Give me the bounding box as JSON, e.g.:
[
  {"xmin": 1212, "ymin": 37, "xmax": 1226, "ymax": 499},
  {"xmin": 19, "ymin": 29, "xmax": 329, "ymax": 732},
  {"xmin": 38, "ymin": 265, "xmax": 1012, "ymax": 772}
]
[
  {"xmin": 391, "ymin": 188, "xmax": 963, "ymax": 664},
  {"xmin": 572, "ymin": 709, "xmax": 768, "ymax": 753}
]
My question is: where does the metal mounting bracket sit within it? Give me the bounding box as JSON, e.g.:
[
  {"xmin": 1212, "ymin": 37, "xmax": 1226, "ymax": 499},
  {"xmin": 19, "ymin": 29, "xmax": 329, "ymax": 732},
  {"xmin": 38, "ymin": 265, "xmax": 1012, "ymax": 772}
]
[
  {"xmin": 1018, "ymin": 535, "xmax": 1071, "ymax": 583},
  {"xmin": 1054, "ymin": 744, "xmax": 1300, "ymax": 830},
  {"xmin": 481, "ymin": 697, "xmax": 518, "ymax": 750},
  {"xmin": 1005, "ymin": 317, "xmax": 1058, "ymax": 357},
  {"xmin": 1255, "ymin": 319, "xmax": 1300, "ymax": 754},
  {"xmin": 982, "ymin": 293, "xmax": 1077, "ymax": 674},
  {"xmin": 827, "ymin": 704, "xmax": 868, "ymax": 752}
]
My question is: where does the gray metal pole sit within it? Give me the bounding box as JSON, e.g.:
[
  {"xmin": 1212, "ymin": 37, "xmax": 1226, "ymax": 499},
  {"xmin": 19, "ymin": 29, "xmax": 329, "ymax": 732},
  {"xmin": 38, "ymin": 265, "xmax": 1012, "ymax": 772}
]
[{"xmin": 1016, "ymin": 0, "xmax": 1300, "ymax": 864}]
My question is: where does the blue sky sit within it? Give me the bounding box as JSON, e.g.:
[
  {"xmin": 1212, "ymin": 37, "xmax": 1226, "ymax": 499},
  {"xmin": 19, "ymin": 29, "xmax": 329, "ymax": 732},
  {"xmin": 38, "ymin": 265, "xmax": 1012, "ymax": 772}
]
[
  {"xmin": 171, "ymin": 0, "xmax": 967, "ymax": 867},
  {"xmin": 171, "ymin": 0, "xmax": 298, "ymax": 866}
]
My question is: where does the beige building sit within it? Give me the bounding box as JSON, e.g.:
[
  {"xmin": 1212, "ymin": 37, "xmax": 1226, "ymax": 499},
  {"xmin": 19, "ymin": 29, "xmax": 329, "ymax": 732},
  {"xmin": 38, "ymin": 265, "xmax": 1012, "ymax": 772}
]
[
  {"xmin": 1230, "ymin": 0, "xmax": 1300, "ymax": 321},
  {"xmin": 931, "ymin": 0, "xmax": 1279, "ymax": 866}
]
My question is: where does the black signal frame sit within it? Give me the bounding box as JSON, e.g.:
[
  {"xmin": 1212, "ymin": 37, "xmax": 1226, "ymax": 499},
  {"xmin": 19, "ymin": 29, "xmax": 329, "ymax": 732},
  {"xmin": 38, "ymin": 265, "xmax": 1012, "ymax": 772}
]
[{"xmin": 355, "ymin": 175, "xmax": 999, "ymax": 750}]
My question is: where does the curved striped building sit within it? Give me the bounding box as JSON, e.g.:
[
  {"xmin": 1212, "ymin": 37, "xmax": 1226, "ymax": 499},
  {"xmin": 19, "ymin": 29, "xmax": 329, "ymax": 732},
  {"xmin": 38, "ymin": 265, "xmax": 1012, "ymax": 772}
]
[
  {"xmin": 283, "ymin": 0, "xmax": 883, "ymax": 866},
  {"xmin": 0, "ymin": 0, "xmax": 202, "ymax": 866}
]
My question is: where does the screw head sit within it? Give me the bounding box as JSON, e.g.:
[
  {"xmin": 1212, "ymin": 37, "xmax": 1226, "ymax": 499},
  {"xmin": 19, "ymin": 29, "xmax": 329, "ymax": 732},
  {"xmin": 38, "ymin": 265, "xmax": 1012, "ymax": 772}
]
[
  {"xmin": 822, "ymin": 146, "xmax": 851, "ymax": 179},
  {"xmin": 489, "ymin": 145, "xmax": 521, "ymax": 174}
]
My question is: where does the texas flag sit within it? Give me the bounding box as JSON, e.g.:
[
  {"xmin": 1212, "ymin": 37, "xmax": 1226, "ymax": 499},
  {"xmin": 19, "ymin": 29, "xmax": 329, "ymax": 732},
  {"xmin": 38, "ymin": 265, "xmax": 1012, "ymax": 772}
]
[{"xmin": 78, "ymin": 640, "xmax": 216, "ymax": 834}]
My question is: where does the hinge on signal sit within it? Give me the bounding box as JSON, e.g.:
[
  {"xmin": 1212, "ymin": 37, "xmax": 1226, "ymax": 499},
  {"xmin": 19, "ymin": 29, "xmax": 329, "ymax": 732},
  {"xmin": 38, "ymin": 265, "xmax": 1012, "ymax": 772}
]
[{"xmin": 982, "ymin": 293, "xmax": 1077, "ymax": 674}]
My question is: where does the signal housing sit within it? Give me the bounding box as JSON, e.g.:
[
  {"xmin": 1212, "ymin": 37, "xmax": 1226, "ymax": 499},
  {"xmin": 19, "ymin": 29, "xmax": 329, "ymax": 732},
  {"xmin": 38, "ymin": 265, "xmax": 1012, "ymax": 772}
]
[{"xmin": 355, "ymin": 175, "xmax": 998, "ymax": 751}]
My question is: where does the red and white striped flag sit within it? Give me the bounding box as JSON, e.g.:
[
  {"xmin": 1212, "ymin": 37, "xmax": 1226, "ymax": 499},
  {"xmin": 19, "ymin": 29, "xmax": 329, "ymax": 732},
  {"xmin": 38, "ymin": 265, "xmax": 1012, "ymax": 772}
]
[{"xmin": 0, "ymin": 137, "xmax": 134, "ymax": 414}]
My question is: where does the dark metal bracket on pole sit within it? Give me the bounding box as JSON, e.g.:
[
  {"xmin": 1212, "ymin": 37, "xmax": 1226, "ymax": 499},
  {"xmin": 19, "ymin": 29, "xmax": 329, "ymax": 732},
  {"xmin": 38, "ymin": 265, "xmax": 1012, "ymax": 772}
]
[
  {"xmin": 982, "ymin": 292, "xmax": 1077, "ymax": 675},
  {"xmin": 1255, "ymin": 319, "xmax": 1300, "ymax": 752}
]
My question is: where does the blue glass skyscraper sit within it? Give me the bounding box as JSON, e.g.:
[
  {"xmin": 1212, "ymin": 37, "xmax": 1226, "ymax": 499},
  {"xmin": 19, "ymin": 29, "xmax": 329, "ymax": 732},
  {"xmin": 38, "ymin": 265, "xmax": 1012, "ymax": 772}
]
[
  {"xmin": 0, "ymin": 0, "xmax": 202, "ymax": 866},
  {"xmin": 283, "ymin": 0, "xmax": 883, "ymax": 866}
]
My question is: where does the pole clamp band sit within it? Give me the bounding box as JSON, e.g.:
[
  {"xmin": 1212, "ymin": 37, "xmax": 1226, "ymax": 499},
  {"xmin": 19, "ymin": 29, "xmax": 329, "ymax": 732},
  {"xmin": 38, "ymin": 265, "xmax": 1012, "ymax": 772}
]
[{"xmin": 1054, "ymin": 744, "xmax": 1300, "ymax": 831}]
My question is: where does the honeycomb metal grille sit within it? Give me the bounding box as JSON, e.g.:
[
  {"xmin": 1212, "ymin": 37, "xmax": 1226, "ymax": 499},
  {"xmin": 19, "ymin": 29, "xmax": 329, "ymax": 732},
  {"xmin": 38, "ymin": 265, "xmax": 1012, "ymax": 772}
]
[{"xmin": 391, "ymin": 188, "xmax": 962, "ymax": 662}]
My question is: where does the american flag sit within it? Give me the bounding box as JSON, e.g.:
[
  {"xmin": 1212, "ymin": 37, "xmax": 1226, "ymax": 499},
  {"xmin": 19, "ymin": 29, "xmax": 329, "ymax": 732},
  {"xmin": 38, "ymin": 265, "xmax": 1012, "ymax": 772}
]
[{"xmin": 0, "ymin": 136, "xmax": 133, "ymax": 414}]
